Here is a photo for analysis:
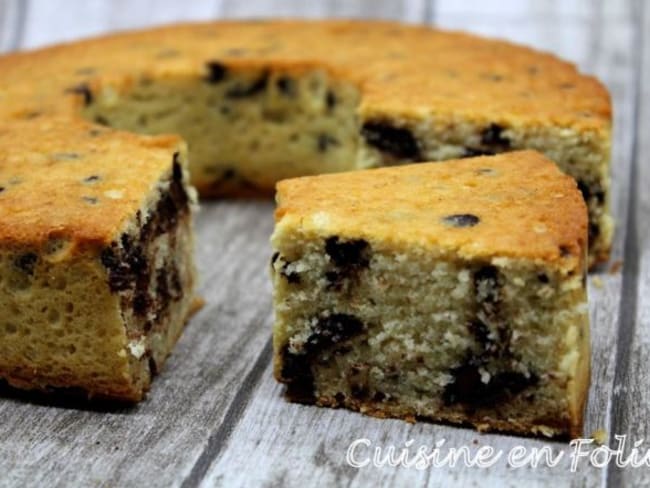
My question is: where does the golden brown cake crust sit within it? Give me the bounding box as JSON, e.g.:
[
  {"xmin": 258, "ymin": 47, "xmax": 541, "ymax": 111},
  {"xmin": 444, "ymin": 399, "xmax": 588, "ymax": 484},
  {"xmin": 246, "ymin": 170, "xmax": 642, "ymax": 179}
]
[
  {"xmin": 0, "ymin": 117, "xmax": 183, "ymax": 248},
  {"xmin": 275, "ymin": 150, "xmax": 588, "ymax": 271},
  {"xmin": 0, "ymin": 20, "xmax": 610, "ymax": 131}
]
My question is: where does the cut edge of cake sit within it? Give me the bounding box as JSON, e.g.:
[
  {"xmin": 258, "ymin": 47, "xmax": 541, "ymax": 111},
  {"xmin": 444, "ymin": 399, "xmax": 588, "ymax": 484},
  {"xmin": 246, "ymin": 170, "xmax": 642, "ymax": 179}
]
[{"xmin": 270, "ymin": 150, "xmax": 590, "ymax": 438}]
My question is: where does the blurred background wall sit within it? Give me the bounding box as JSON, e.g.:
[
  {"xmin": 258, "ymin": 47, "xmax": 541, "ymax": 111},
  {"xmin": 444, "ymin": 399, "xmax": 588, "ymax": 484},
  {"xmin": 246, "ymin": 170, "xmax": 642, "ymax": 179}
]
[{"xmin": 0, "ymin": 0, "xmax": 632, "ymax": 73}]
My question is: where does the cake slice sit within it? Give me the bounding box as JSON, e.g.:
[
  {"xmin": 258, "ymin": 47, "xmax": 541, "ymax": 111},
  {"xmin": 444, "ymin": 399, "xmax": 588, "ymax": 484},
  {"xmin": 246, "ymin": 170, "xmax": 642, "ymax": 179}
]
[
  {"xmin": 271, "ymin": 150, "xmax": 590, "ymax": 438},
  {"xmin": 0, "ymin": 117, "xmax": 198, "ymax": 401}
]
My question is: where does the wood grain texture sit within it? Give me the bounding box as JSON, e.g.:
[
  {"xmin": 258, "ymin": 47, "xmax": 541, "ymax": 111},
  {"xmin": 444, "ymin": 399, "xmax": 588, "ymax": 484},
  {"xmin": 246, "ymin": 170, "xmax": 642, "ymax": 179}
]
[
  {"xmin": 217, "ymin": 0, "xmax": 429, "ymax": 21},
  {"xmin": 0, "ymin": 0, "xmax": 645, "ymax": 486},
  {"xmin": 607, "ymin": 1, "xmax": 650, "ymax": 486},
  {"xmin": 19, "ymin": 0, "xmax": 222, "ymax": 49},
  {"xmin": 0, "ymin": 0, "xmax": 26, "ymax": 52}
]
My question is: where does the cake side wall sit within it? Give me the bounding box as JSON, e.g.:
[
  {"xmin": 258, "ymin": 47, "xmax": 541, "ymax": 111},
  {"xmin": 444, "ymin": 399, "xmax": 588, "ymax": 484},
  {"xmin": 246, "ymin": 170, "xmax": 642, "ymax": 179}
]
[
  {"xmin": 0, "ymin": 243, "xmax": 136, "ymax": 398},
  {"xmin": 270, "ymin": 227, "xmax": 588, "ymax": 437}
]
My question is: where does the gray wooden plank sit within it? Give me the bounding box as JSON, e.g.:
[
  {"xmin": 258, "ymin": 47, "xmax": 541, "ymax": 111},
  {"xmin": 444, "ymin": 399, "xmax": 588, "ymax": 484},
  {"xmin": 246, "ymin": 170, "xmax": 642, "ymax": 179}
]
[
  {"xmin": 0, "ymin": 202, "xmax": 276, "ymax": 487},
  {"xmin": 217, "ymin": 0, "xmax": 429, "ymax": 21},
  {"xmin": 607, "ymin": 1, "xmax": 650, "ymax": 487},
  {"xmin": 19, "ymin": 0, "xmax": 222, "ymax": 49},
  {"xmin": 201, "ymin": 365, "xmax": 593, "ymax": 488},
  {"xmin": 0, "ymin": 0, "xmax": 27, "ymax": 52},
  {"xmin": 196, "ymin": 1, "xmax": 640, "ymax": 486}
]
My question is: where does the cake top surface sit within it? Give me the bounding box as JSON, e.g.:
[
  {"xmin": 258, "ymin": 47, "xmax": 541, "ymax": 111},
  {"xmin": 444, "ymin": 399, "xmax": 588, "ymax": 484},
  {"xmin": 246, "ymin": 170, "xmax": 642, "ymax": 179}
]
[
  {"xmin": 0, "ymin": 117, "xmax": 182, "ymax": 248},
  {"xmin": 274, "ymin": 150, "xmax": 587, "ymax": 270},
  {"xmin": 0, "ymin": 19, "xmax": 610, "ymax": 132}
]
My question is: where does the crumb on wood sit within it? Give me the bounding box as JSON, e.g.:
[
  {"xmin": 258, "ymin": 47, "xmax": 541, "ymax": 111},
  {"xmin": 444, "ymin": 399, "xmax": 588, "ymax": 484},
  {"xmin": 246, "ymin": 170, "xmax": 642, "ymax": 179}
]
[
  {"xmin": 609, "ymin": 260, "xmax": 623, "ymax": 274},
  {"xmin": 591, "ymin": 276, "xmax": 604, "ymax": 289},
  {"xmin": 591, "ymin": 429, "xmax": 607, "ymax": 445},
  {"xmin": 189, "ymin": 296, "xmax": 206, "ymax": 317}
]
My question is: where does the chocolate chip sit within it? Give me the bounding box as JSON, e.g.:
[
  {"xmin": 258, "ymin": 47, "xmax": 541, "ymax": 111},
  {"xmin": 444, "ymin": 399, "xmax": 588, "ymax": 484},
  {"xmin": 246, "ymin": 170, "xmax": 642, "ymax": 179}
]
[
  {"xmin": 101, "ymin": 250, "xmax": 135, "ymax": 292},
  {"xmin": 462, "ymin": 123, "xmax": 511, "ymax": 157},
  {"xmin": 222, "ymin": 168, "xmax": 237, "ymax": 180},
  {"xmin": 373, "ymin": 391, "xmax": 386, "ymax": 402},
  {"xmin": 361, "ymin": 121, "xmax": 421, "ymax": 160},
  {"xmin": 443, "ymin": 363, "xmax": 482, "ymax": 405},
  {"xmin": 443, "ymin": 363, "xmax": 537, "ymax": 407},
  {"xmin": 170, "ymin": 267, "xmax": 183, "ymax": 301},
  {"xmin": 281, "ymin": 345, "xmax": 316, "ymax": 404},
  {"xmin": 205, "ymin": 61, "xmax": 227, "ymax": 83},
  {"xmin": 335, "ymin": 392, "xmax": 346, "ymax": 403},
  {"xmin": 94, "ymin": 115, "xmax": 110, "ymax": 126},
  {"xmin": 324, "ymin": 237, "xmax": 370, "ymax": 290},
  {"xmin": 325, "ymin": 236, "xmax": 370, "ymax": 268},
  {"xmin": 577, "ymin": 180, "xmax": 605, "ymax": 205},
  {"xmin": 225, "ymin": 71, "xmax": 269, "ymax": 98},
  {"xmin": 325, "ymin": 271, "xmax": 343, "ymax": 290},
  {"xmin": 83, "ymin": 175, "xmax": 100, "ymax": 183},
  {"xmin": 156, "ymin": 268, "xmax": 171, "ymax": 306},
  {"xmin": 480, "ymin": 124, "xmax": 510, "ymax": 149},
  {"xmin": 65, "ymin": 83, "xmax": 94, "ymax": 105},
  {"xmin": 172, "ymin": 153, "xmax": 183, "ymax": 182},
  {"xmin": 275, "ymin": 255, "xmax": 300, "ymax": 284},
  {"xmin": 326, "ymin": 91, "xmax": 337, "ymax": 110},
  {"xmin": 537, "ymin": 273, "xmax": 549, "ymax": 284},
  {"xmin": 467, "ymin": 320, "xmax": 491, "ymax": 349},
  {"xmin": 14, "ymin": 253, "xmax": 37, "ymax": 275},
  {"xmin": 141, "ymin": 156, "xmax": 189, "ymax": 236},
  {"xmin": 276, "ymin": 76, "xmax": 297, "ymax": 97},
  {"xmin": 271, "ymin": 252, "xmax": 279, "ymax": 267},
  {"xmin": 317, "ymin": 133, "xmax": 339, "ymax": 152},
  {"xmin": 149, "ymin": 182, "xmax": 187, "ymax": 235},
  {"xmin": 350, "ymin": 385, "xmax": 369, "ymax": 399},
  {"xmin": 442, "ymin": 214, "xmax": 480, "ymax": 227},
  {"xmin": 148, "ymin": 356, "xmax": 159, "ymax": 376},
  {"xmin": 305, "ymin": 313, "xmax": 365, "ymax": 354},
  {"xmin": 0, "ymin": 187, "xmax": 4, "ymax": 194},
  {"xmin": 474, "ymin": 265, "xmax": 499, "ymax": 306},
  {"xmin": 133, "ymin": 290, "xmax": 152, "ymax": 316}
]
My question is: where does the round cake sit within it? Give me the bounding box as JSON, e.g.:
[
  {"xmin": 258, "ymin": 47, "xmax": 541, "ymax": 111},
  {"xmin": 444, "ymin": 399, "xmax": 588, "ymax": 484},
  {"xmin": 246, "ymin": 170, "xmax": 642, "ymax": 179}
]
[
  {"xmin": 0, "ymin": 20, "xmax": 610, "ymax": 402},
  {"xmin": 0, "ymin": 19, "xmax": 611, "ymax": 264}
]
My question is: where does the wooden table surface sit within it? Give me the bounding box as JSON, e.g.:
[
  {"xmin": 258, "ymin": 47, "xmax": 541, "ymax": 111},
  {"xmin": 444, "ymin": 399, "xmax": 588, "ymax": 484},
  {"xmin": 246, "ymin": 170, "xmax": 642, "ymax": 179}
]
[{"xmin": 0, "ymin": 1, "xmax": 648, "ymax": 486}]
